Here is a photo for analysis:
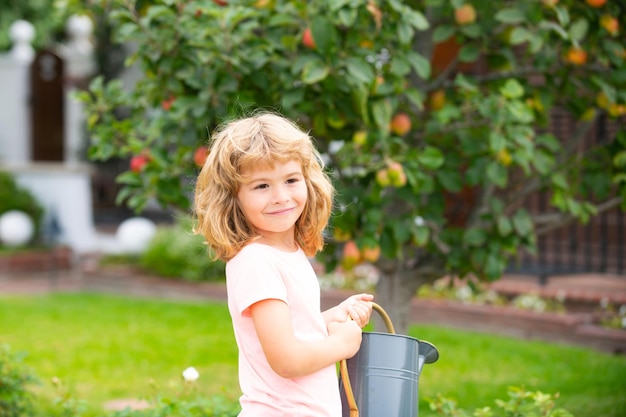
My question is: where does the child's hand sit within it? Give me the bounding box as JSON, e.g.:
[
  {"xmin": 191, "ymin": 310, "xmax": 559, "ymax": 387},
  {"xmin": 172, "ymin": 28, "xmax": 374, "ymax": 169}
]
[
  {"xmin": 327, "ymin": 319, "xmax": 362, "ymax": 358},
  {"xmin": 339, "ymin": 294, "xmax": 373, "ymax": 328}
]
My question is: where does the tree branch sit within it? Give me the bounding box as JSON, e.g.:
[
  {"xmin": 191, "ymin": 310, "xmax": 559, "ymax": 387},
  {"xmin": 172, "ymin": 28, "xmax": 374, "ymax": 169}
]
[{"xmin": 534, "ymin": 196, "xmax": 623, "ymax": 236}]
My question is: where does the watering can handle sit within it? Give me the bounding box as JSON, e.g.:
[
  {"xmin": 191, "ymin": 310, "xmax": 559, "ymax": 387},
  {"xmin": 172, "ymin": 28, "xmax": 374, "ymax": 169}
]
[{"xmin": 340, "ymin": 302, "xmax": 395, "ymax": 417}]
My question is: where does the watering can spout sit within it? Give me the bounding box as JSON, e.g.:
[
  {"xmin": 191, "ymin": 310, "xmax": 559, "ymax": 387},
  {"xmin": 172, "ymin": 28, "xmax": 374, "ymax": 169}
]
[{"xmin": 418, "ymin": 340, "xmax": 439, "ymax": 373}]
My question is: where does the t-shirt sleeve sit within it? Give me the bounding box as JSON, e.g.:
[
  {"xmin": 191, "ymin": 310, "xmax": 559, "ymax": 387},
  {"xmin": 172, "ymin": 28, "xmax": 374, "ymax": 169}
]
[{"xmin": 226, "ymin": 246, "xmax": 288, "ymax": 317}]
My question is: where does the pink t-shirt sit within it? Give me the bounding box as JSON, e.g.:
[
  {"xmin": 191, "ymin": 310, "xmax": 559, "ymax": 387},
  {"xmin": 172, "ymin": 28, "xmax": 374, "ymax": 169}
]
[{"xmin": 226, "ymin": 243, "xmax": 341, "ymax": 417}]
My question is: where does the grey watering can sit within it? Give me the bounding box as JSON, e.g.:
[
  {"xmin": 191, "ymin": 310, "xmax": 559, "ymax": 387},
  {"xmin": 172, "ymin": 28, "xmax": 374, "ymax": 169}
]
[{"xmin": 339, "ymin": 303, "xmax": 439, "ymax": 417}]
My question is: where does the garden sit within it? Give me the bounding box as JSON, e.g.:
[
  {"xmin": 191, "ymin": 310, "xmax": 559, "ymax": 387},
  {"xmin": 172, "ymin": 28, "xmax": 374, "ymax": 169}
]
[
  {"xmin": 1, "ymin": 0, "xmax": 626, "ymax": 416},
  {"xmin": 1, "ymin": 292, "xmax": 626, "ymax": 417}
]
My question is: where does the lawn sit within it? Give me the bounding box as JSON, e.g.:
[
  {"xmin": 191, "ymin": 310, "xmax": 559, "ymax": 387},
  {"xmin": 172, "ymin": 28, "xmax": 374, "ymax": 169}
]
[{"xmin": 1, "ymin": 292, "xmax": 625, "ymax": 417}]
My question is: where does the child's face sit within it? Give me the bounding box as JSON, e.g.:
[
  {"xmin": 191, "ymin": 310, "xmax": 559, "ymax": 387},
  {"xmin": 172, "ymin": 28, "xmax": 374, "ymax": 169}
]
[{"xmin": 237, "ymin": 159, "xmax": 308, "ymax": 244}]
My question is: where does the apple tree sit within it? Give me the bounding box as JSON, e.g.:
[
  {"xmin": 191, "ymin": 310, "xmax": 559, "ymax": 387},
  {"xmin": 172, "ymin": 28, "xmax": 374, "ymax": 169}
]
[{"xmin": 79, "ymin": 0, "xmax": 626, "ymax": 332}]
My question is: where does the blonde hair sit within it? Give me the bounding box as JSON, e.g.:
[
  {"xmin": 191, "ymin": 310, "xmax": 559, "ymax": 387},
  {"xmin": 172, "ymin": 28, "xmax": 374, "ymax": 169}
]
[{"xmin": 193, "ymin": 112, "xmax": 334, "ymax": 262}]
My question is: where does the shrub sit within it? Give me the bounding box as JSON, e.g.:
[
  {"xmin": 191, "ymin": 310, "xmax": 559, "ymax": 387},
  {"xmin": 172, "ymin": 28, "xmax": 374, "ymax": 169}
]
[
  {"xmin": 0, "ymin": 171, "xmax": 44, "ymax": 246},
  {"xmin": 427, "ymin": 386, "xmax": 574, "ymax": 417},
  {"xmin": 139, "ymin": 216, "xmax": 225, "ymax": 282},
  {"xmin": 0, "ymin": 344, "xmax": 39, "ymax": 417}
]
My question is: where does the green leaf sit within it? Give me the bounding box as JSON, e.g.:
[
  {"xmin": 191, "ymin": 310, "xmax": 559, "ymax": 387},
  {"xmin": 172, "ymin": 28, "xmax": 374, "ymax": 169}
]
[
  {"xmin": 351, "ymin": 85, "xmax": 370, "ymax": 126},
  {"xmin": 346, "ymin": 57, "xmax": 375, "ymax": 84},
  {"xmin": 371, "ymin": 99, "xmax": 393, "ymax": 133},
  {"xmin": 536, "ymin": 134, "xmax": 561, "ymax": 152},
  {"xmin": 407, "ymin": 51, "xmax": 431, "ymax": 80},
  {"xmin": 390, "ymin": 56, "xmax": 411, "ymax": 77},
  {"xmin": 486, "ymin": 161, "xmax": 507, "ymax": 188},
  {"xmin": 311, "ymin": 15, "xmax": 337, "ymax": 54},
  {"xmin": 614, "ymin": 150, "xmax": 626, "ymax": 167},
  {"xmin": 405, "ymin": 88, "xmax": 426, "ymax": 111},
  {"xmin": 569, "ymin": 18, "xmax": 589, "ymax": 43},
  {"xmin": 301, "ymin": 58, "xmax": 329, "ymax": 84},
  {"xmin": 554, "ymin": 4, "xmax": 570, "ymax": 27},
  {"xmin": 458, "ymin": 45, "xmax": 480, "ymax": 63},
  {"xmin": 459, "ymin": 24, "xmax": 481, "ymax": 39},
  {"xmin": 506, "ymin": 101, "xmax": 534, "ymax": 124},
  {"xmin": 550, "ymin": 172, "xmax": 568, "ymax": 189},
  {"xmin": 436, "ymin": 170, "xmax": 463, "ymax": 192},
  {"xmin": 432, "ymin": 25, "xmax": 456, "ymax": 43},
  {"xmin": 282, "ymin": 89, "xmax": 304, "ymax": 110},
  {"xmin": 495, "ymin": 8, "xmax": 526, "ymax": 24},
  {"xmin": 380, "ymin": 226, "xmax": 398, "ymax": 259},
  {"xmin": 497, "ymin": 215, "xmax": 512, "ymax": 236},
  {"xmin": 612, "ymin": 173, "xmax": 626, "ymax": 184},
  {"xmin": 512, "ymin": 209, "xmax": 533, "ymax": 237},
  {"xmin": 464, "ymin": 227, "xmax": 487, "ymax": 247},
  {"xmin": 533, "ymin": 150, "xmax": 555, "ymax": 176},
  {"xmin": 337, "ymin": 8, "xmax": 357, "ymax": 27},
  {"xmin": 484, "ymin": 253, "xmax": 505, "ymax": 280},
  {"xmin": 454, "ymin": 74, "xmax": 478, "ymax": 92},
  {"xmin": 413, "ymin": 225, "xmax": 430, "ymax": 247},
  {"xmin": 406, "ymin": 9, "xmax": 430, "ymax": 31},
  {"xmin": 539, "ymin": 21, "xmax": 569, "ymax": 40},
  {"xmin": 509, "ymin": 27, "xmax": 530, "ymax": 45},
  {"xmin": 489, "ymin": 132, "xmax": 506, "ymax": 152},
  {"xmin": 116, "ymin": 171, "xmax": 142, "ymax": 186},
  {"xmin": 397, "ymin": 21, "xmax": 414, "ymax": 45},
  {"xmin": 499, "ymin": 79, "xmax": 525, "ymax": 99},
  {"xmin": 417, "ymin": 146, "xmax": 444, "ymax": 169}
]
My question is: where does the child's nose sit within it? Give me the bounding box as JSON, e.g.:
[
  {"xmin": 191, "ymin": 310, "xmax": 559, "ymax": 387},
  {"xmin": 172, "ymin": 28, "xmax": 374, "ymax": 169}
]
[{"xmin": 272, "ymin": 185, "xmax": 290, "ymax": 203}]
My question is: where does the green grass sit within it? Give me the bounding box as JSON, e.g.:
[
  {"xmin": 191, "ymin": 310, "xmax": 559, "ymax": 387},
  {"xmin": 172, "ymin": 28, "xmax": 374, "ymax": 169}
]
[
  {"xmin": 1, "ymin": 292, "xmax": 625, "ymax": 417},
  {"xmin": 0, "ymin": 293, "xmax": 239, "ymax": 415}
]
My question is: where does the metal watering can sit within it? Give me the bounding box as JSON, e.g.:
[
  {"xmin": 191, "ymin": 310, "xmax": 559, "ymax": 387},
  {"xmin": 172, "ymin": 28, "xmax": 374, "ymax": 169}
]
[{"xmin": 339, "ymin": 303, "xmax": 439, "ymax": 417}]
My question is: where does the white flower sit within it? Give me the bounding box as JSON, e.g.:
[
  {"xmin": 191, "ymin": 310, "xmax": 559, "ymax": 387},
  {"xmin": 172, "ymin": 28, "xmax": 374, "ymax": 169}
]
[
  {"xmin": 414, "ymin": 216, "xmax": 425, "ymax": 227},
  {"xmin": 182, "ymin": 366, "xmax": 199, "ymax": 382},
  {"xmin": 600, "ymin": 297, "xmax": 610, "ymax": 309}
]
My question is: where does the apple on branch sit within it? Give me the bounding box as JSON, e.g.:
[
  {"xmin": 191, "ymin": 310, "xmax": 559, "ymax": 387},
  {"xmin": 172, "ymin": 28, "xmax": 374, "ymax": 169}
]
[
  {"xmin": 302, "ymin": 28, "xmax": 316, "ymax": 49},
  {"xmin": 454, "ymin": 4, "xmax": 477, "ymax": 25},
  {"xmin": 193, "ymin": 146, "xmax": 209, "ymax": 167},
  {"xmin": 390, "ymin": 112, "xmax": 412, "ymax": 136},
  {"xmin": 130, "ymin": 154, "xmax": 150, "ymax": 173}
]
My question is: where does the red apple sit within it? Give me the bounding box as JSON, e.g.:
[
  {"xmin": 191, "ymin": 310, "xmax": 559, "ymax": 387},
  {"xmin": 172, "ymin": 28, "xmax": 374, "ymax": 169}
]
[
  {"xmin": 390, "ymin": 113, "xmax": 411, "ymax": 136},
  {"xmin": 130, "ymin": 155, "xmax": 149, "ymax": 173},
  {"xmin": 333, "ymin": 227, "xmax": 351, "ymax": 242},
  {"xmin": 193, "ymin": 146, "xmax": 209, "ymax": 167},
  {"xmin": 161, "ymin": 96, "xmax": 175, "ymax": 111},
  {"xmin": 455, "ymin": 4, "xmax": 477, "ymax": 25},
  {"xmin": 362, "ymin": 244, "xmax": 381, "ymax": 263},
  {"xmin": 213, "ymin": 0, "xmax": 227, "ymax": 6},
  {"xmin": 585, "ymin": 0, "xmax": 606, "ymax": 7},
  {"xmin": 302, "ymin": 28, "xmax": 316, "ymax": 49},
  {"xmin": 387, "ymin": 161, "xmax": 407, "ymax": 187},
  {"xmin": 600, "ymin": 15, "xmax": 619, "ymax": 36},
  {"xmin": 375, "ymin": 169, "xmax": 391, "ymax": 187},
  {"xmin": 429, "ymin": 90, "xmax": 446, "ymax": 111},
  {"xmin": 352, "ymin": 130, "xmax": 367, "ymax": 146},
  {"xmin": 341, "ymin": 240, "xmax": 362, "ymax": 271},
  {"xmin": 565, "ymin": 47, "xmax": 587, "ymax": 66}
]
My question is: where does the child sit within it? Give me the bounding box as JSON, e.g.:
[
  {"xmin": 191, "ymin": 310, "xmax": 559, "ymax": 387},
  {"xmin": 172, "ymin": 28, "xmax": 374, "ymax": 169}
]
[{"xmin": 194, "ymin": 112, "xmax": 373, "ymax": 416}]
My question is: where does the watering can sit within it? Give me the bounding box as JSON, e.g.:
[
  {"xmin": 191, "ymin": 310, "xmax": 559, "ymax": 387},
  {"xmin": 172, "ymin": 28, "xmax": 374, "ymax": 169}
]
[{"xmin": 339, "ymin": 303, "xmax": 439, "ymax": 417}]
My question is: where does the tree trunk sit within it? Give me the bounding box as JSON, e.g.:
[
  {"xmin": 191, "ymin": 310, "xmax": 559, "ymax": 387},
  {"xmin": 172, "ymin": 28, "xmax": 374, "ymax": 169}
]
[{"xmin": 373, "ymin": 256, "xmax": 446, "ymax": 334}]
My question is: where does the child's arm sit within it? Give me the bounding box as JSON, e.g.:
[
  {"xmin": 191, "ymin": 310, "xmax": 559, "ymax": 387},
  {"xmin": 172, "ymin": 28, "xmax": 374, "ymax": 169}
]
[
  {"xmin": 322, "ymin": 293, "xmax": 374, "ymax": 328},
  {"xmin": 250, "ymin": 298, "xmax": 362, "ymax": 379}
]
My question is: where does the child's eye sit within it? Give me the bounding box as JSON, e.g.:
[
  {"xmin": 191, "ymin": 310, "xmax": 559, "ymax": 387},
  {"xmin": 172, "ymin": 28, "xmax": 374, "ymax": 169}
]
[
  {"xmin": 255, "ymin": 183, "xmax": 269, "ymax": 190},
  {"xmin": 286, "ymin": 178, "xmax": 300, "ymax": 184}
]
